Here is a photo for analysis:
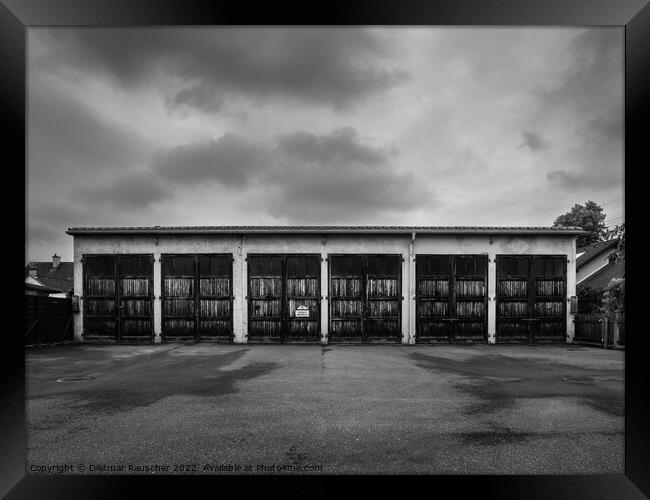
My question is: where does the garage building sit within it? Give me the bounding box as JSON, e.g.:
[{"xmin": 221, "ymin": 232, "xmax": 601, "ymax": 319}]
[{"xmin": 66, "ymin": 226, "xmax": 582, "ymax": 345}]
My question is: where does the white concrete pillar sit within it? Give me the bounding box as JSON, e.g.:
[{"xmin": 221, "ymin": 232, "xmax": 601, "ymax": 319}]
[
  {"xmin": 232, "ymin": 235, "xmax": 247, "ymax": 343},
  {"xmin": 407, "ymin": 234, "xmax": 416, "ymax": 344},
  {"xmin": 320, "ymin": 237, "xmax": 328, "ymax": 344},
  {"xmin": 401, "ymin": 250, "xmax": 410, "ymax": 344},
  {"xmin": 566, "ymin": 243, "xmax": 577, "ymax": 343},
  {"xmin": 153, "ymin": 250, "xmax": 162, "ymax": 343},
  {"xmin": 487, "ymin": 251, "xmax": 497, "ymax": 344},
  {"xmin": 73, "ymin": 250, "xmax": 84, "ymax": 342}
]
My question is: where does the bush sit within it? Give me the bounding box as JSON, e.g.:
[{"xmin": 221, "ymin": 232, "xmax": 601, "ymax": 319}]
[
  {"xmin": 576, "ymin": 283, "xmax": 603, "ymax": 314},
  {"xmin": 601, "ymin": 277, "xmax": 625, "ymax": 315}
]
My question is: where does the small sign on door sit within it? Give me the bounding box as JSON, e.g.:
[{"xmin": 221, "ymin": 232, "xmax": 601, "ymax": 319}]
[{"xmin": 295, "ymin": 305, "xmax": 310, "ymax": 318}]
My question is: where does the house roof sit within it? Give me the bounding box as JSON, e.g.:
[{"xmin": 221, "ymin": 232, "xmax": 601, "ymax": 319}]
[
  {"xmin": 580, "ymin": 260, "xmax": 625, "ymax": 290},
  {"xmin": 24, "ymin": 262, "xmax": 74, "ymax": 293},
  {"xmin": 66, "ymin": 225, "xmax": 586, "ymax": 236},
  {"xmin": 576, "ymin": 238, "xmax": 619, "ymax": 269},
  {"xmin": 25, "ymin": 281, "xmax": 68, "ymax": 294}
]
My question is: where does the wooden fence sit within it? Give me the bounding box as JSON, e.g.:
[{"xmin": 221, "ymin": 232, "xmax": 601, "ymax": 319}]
[
  {"xmin": 573, "ymin": 313, "xmax": 624, "ymax": 348},
  {"xmin": 24, "ymin": 294, "xmax": 73, "ymax": 345}
]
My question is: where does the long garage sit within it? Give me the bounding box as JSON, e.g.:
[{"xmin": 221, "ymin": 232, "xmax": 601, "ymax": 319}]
[{"xmin": 67, "ymin": 226, "xmax": 582, "ymax": 345}]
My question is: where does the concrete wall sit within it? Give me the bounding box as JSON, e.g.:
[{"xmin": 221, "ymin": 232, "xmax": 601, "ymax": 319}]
[{"xmin": 72, "ymin": 233, "xmax": 577, "ymax": 344}]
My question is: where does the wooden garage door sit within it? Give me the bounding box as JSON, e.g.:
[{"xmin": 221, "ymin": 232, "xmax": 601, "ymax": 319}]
[
  {"xmin": 416, "ymin": 255, "xmax": 487, "ymax": 343},
  {"xmin": 496, "ymin": 255, "xmax": 567, "ymax": 343},
  {"xmin": 83, "ymin": 254, "xmax": 153, "ymax": 343},
  {"xmin": 161, "ymin": 254, "xmax": 233, "ymax": 342},
  {"xmin": 329, "ymin": 254, "xmax": 402, "ymax": 343},
  {"xmin": 247, "ymin": 254, "xmax": 321, "ymax": 343}
]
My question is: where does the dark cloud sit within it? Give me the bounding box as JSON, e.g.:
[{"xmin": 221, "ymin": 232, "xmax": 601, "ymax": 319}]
[
  {"xmin": 276, "ymin": 127, "xmax": 392, "ymax": 166},
  {"xmin": 261, "ymin": 162, "xmax": 429, "ymax": 222},
  {"xmin": 539, "ymin": 29, "xmax": 623, "ymax": 144},
  {"xmin": 76, "ymin": 171, "xmax": 173, "ymax": 210},
  {"xmin": 588, "ymin": 111, "xmax": 622, "ymax": 141},
  {"xmin": 519, "ymin": 130, "xmax": 547, "ymax": 151},
  {"xmin": 28, "ymin": 76, "xmax": 152, "ymax": 177},
  {"xmin": 542, "ymin": 29, "xmax": 622, "ymax": 112},
  {"xmin": 538, "ymin": 28, "xmax": 623, "ymax": 190},
  {"xmin": 546, "ymin": 170, "xmax": 580, "ymax": 186},
  {"xmin": 545, "ymin": 165, "xmax": 621, "ymax": 190},
  {"xmin": 27, "ymin": 221, "xmax": 64, "ymax": 246},
  {"xmin": 29, "ymin": 202, "xmax": 80, "ymax": 227},
  {"xmin": 152, "ymin": 133, "xmax": 267, "ymax": 186},
  {"xmin": 148, "ymin": 127, "xmax": 431, "ymax": 220},
  {"xmin": 266, "ymin": 128, "xmax": 429, "ymax": 221},
  {"xmin": 34, "ymin": 28, "xmax": 408, "ymax": 112}
]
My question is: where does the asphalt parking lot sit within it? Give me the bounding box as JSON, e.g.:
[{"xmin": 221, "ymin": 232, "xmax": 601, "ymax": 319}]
[{"xmin": 25, "ymin": 344, "xmax": 624, "ymax": 474}]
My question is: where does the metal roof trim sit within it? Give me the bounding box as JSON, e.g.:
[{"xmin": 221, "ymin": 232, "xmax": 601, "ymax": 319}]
[{"xmin": 66, "ymin": 225, "xmax": 586, "ymax": 236}]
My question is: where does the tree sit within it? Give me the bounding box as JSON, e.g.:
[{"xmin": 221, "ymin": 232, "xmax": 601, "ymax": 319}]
[
  {"xmin": 601, "ymin": 277, "xmax": 625, "ymax": 316},
  {"xmin": 553, "ymin": 200, "xmax": 607, "ymax": 247},
  {"xmin": 612, "ymin": 223, "xmax": 625, "ymax": 263},
  {"xmin": 576, "ymin": 283, "xmax": 603, "ymax": 314},
  {"xmin": 603, "ymin": 222, "xmax": 624, "ymax": 241}
]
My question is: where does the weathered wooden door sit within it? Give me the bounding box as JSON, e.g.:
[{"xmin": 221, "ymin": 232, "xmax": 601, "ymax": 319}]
[
  {"xmin": 530, "ymin": 256, "xmax": 567, "ymax": 342},
  {"xmin": 247, "ymin": 254, "xmax": 321, "ymax": 343},
  {"xmin": 416, "ymin": 255, "xmax": 487, "ymax": 343},
  {"xmin": 329, "ymin": 254, "xmax": 402, "ymax": 343},
  {"xmin": 161, "ymin": 254, "xmax": 233, "ymax": 342},
  {"xmin": 329, "ymin": 255, "xmax": 364, "ymax": 341},
  {"xmin": 83, "ymin": 254, "xmax": 153, "ymax": 343},
  {"xmin": 83, "ymin": 255, "xmax": 118, "ymax": 342},
  {"xmin": 284, "ymin": 255, "xmax": 321, "ymax": 341},
  {"xmin": 496, "ymin": 255, "xmax": 566, "ymax": 343},
  {"xmin": 118, "ymin": 255, "xmax": 154, "ymax": 342},
  {"xmin": 161, "ymin": 255, "xmax": 196, "ymax": 341}
]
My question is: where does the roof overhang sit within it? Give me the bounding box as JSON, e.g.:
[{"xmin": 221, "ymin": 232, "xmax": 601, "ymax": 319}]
[
  {"xmin": 66, "ymin": 226, "xmax": 586, "ymax": 236},
  {"xmin": 24, "ymin": 281, "xmax": 66, "ymax": 294},
  {"xmin": 576, "ymin": 239, "xmax": 620, "ymax": 269}
]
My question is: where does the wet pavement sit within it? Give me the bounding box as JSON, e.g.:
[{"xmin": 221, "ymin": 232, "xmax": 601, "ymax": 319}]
[{"xmin": 26, "ymin": 343, "xmax": 624, "ymax": 474}]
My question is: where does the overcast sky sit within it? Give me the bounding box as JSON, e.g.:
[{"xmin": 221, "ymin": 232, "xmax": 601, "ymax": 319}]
[{"xmin": 26, "ymin": 27, "xmax": 624, "ymax": 262}]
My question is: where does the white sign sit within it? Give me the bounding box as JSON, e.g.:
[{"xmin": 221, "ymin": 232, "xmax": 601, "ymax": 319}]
[{"xmin": 295, "ymin": 305, "xmax": 310, "ymax": 318}]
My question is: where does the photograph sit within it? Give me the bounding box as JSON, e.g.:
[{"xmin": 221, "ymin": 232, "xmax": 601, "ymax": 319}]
[{"xmin": 23, "ymin": 25, "xmax": 626, "ymax": 477}]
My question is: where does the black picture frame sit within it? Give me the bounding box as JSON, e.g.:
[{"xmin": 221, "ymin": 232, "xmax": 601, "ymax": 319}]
[{"xmin": 4, "ymin": 0, "xmax": 648, "ymax": 497}]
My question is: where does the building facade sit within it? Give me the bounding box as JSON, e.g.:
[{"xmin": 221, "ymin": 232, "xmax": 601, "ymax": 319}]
[{"xmin": 67, "ymin": 226, "xmax": 583, "ymax": 345}]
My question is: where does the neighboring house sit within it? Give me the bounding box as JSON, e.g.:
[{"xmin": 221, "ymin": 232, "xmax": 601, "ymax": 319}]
[
  {"xmin": 24, "ymin": 254, "xmax": 74, "ymax": 298},
  {"xmin": 576, "ymin": 238, "xmax": 620, "ymax": 285},
  {"xmin": 580, "ymin": 259, "xmax": 625, "ymax": 291}
]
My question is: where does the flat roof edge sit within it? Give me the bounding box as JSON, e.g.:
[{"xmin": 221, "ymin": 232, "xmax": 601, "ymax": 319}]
[{"xmin": 66, "ymin": 226, "xmax": 586, "ymax": 236}]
